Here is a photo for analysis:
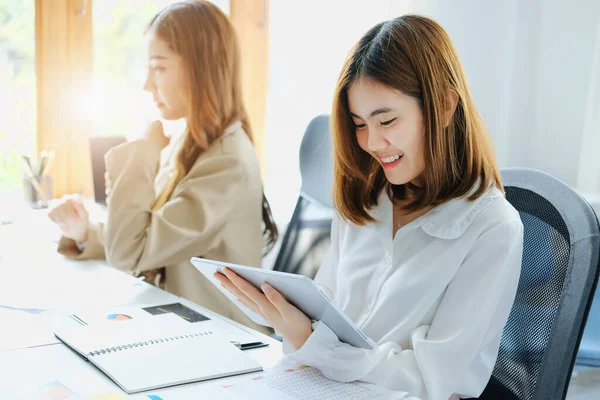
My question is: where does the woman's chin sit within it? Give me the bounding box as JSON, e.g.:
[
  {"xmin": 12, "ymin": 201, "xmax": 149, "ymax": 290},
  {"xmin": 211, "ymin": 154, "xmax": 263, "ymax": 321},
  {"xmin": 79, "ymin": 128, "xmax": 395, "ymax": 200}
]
[
  {"xmin": 386, "ymin": 179, "xmax": 410, "ymax": 186},
  {"xmin": 158, "ymin": 108, "xmax": 185, "ymax": 121},
  {"xmin": 384, "ymin": 172, "xmax": 410, "ymax": 186}
]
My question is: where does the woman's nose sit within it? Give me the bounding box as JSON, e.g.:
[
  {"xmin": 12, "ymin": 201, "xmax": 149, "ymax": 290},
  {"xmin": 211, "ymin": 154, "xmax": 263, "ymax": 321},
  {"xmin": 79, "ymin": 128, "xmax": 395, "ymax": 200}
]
[{"xmin": 367, "ymin": 128, "xmax": 389, "ymax": 152}]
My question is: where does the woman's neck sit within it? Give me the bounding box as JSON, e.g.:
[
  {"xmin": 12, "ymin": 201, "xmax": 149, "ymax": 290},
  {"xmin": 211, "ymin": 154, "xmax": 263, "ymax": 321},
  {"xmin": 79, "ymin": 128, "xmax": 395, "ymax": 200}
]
[{"xmin": 392, "ymin": 199, "xmax": 433, "ymax": 238}]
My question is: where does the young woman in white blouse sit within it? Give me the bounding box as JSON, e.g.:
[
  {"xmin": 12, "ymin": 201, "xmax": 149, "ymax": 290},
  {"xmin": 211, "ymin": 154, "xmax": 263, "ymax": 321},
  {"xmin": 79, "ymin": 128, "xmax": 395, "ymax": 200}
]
[{"xmin": 216, "ymin": 15, "xmax": 524, "ymax": 400}]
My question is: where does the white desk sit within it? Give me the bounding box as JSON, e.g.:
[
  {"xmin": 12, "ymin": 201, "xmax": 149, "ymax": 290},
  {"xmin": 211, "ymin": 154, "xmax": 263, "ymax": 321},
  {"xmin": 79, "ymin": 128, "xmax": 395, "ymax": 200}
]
[{"xmin": 0, "ymin": 211, "xmax": 283, "ymax": 399}]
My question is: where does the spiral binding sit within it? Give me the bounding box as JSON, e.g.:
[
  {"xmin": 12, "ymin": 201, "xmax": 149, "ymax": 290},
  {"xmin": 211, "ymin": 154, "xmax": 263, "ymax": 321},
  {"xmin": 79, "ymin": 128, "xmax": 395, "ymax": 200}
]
[{"xmin": 86, "ymin": 331, "xmax": 214, "ymax": 357}]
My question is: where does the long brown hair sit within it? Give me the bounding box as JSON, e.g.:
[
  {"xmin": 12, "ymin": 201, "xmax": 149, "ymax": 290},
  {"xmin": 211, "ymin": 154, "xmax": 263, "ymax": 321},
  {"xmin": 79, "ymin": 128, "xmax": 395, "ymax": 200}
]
[
  {"xmin": 332, "ymin": 15, "xmax": 503, "ymax": 226},
  {"xmin": 146, "ymin": 1, "xmax": 277, "ymax": 251}
]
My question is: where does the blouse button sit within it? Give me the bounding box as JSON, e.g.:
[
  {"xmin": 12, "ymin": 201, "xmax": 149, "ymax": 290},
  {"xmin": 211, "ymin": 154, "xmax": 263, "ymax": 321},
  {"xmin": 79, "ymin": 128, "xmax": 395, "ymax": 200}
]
[{"xmin": 385, "ymin": 253, "xmax": 392, "ymax": 264}]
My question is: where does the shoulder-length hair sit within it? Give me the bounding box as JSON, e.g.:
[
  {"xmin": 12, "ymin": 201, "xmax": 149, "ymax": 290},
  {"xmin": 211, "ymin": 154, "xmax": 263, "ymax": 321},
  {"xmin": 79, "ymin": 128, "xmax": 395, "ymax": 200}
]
[{"xmin": 332, "ymin": 15, "xmax": 502, "ymax": 225}]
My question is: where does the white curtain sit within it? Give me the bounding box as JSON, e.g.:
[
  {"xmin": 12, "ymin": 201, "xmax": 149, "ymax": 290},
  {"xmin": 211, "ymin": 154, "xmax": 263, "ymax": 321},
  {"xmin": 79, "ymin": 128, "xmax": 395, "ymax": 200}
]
[{"xmin": 427, "ymin": 0, "xmax": 600, "ymax": 211}]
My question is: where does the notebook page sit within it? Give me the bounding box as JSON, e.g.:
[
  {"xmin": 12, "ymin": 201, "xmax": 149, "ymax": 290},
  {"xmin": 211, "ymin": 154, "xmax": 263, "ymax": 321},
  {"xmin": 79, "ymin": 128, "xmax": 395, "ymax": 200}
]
[
  {"xmin": 55, "ymin": 313, "xmax": 205, "ymax": 356},
  {"xmin": 90, "ymin": 334, "xmax": 262, "ymax": 393}
]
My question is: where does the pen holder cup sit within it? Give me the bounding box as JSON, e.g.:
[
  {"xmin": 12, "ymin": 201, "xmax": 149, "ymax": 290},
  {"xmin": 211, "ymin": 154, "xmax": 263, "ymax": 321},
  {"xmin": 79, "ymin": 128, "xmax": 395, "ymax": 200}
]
[{"xmin": 23, "ymin": 175, "xmax": 54, "ymax": 209}]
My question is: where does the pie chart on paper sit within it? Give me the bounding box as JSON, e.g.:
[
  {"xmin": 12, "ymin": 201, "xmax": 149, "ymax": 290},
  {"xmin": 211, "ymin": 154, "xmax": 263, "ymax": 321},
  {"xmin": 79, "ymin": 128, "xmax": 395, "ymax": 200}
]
[{"xmin": 106, "ymin": 314, "xmax": 132, "ymax": 322}]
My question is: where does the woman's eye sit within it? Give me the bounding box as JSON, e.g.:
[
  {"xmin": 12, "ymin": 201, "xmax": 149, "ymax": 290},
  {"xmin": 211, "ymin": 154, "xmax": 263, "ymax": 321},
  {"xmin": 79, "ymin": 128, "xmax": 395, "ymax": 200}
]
[
  {"xmin": 380, "ymin": 118, "xmax": 397, "ymax": 126},
  {"xmin": 354, "ymin": 123, "xmax": 366, "ymax": 129}
]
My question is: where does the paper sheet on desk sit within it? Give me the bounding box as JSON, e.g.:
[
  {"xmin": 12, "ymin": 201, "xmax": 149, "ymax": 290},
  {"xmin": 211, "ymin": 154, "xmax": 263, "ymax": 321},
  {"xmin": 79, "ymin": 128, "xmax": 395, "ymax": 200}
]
[
  {"xmin": 0, "ymin": 344, "xmax": 119, "ymax": 399},
  {"xmin": 132, "ymin": 360, "xmax": 410, "ymax": 400},
  {"xmin": 0, "ymin": 254, "xmax": 177, "ymax": 311},
  {"xmin": 0, "ymin": 308, "xmax": 60, "ymax": 352}
]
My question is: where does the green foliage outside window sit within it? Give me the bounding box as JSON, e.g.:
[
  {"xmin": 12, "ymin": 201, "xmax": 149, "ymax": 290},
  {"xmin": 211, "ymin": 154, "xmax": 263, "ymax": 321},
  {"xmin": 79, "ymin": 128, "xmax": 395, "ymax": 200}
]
[{"xmin": 0, "ymin": 0, "xmax": 35, "ymax": 192}]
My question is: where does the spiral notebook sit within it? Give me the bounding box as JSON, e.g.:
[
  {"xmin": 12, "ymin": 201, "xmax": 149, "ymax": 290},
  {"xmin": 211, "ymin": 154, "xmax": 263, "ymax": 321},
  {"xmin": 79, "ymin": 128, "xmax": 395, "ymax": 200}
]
[{"xmin": 54, "ymin": 313, "xmax": 262, "ymax": 394}]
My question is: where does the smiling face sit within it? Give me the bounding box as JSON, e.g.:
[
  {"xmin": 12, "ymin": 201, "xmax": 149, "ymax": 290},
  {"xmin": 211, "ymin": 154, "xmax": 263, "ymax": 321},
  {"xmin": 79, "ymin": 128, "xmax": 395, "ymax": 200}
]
[
  {"xmin": 348, "ymin": 79, "xmax": 426, "ymax": 186},
  {"xmin": 143, "ymin": 33, "xmax": 188, "ymax": 120}
]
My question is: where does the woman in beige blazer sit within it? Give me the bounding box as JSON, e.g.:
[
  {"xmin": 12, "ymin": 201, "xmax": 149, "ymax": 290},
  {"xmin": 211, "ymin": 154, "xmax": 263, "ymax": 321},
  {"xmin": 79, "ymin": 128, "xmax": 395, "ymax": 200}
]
[{"xmin": 48, "ymin": 1, "xmax": 277, "ymax": 334}]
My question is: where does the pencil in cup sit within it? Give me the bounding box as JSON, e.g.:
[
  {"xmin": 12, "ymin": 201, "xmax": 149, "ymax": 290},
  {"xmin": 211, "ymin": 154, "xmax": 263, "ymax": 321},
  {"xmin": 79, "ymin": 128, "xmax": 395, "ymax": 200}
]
[
  {"xmin": 38, "ymin": 150, "xmax": 55, "ymax": 176},
  {"xmin": 21, "ymin": 156, "xmax": 53, "ymax": 208}
]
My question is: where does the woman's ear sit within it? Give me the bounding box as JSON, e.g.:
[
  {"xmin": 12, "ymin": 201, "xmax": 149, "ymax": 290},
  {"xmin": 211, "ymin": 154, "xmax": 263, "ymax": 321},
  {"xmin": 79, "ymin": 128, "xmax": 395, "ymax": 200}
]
[{"xmin": 444, "ymin": 89, "xmax": 459, "ymax": 128}]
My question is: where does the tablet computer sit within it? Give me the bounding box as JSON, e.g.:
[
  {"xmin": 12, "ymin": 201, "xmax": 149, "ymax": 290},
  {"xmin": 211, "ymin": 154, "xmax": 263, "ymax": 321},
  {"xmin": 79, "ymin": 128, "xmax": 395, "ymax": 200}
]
[{"xmin": 190, "ymin": 257, "xmax": 376, "ymax": 350}]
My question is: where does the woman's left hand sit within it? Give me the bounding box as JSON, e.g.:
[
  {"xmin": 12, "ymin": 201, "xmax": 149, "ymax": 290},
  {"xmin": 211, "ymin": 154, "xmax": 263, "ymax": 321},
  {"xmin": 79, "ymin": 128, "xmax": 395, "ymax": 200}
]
[{"xmin": 215, "ymin": 268, "xmax": 313, "ymax": 350}]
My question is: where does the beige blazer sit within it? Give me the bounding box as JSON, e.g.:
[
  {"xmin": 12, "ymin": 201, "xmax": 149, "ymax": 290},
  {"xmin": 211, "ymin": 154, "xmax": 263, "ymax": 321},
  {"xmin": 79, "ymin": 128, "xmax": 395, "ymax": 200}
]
[{"xmin": 58, "ymin": 122, "xmax": 269, "ymax": 334}]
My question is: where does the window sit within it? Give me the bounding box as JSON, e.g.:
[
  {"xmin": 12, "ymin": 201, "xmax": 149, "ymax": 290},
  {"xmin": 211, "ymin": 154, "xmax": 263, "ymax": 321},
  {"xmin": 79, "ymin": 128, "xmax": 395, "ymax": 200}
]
[
  {"xmin": 92, "ymin": 0, "xmax": 180, "ymax": 139},
  {"xmin": 0, "ymin": 0, "xmax": 36, "ymax": 194}
]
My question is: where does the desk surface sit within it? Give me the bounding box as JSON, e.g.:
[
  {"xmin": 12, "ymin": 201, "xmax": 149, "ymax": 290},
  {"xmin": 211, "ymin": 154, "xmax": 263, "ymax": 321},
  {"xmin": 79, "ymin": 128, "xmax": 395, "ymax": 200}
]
[{"xmin": 0, "ymin": 213, "xmax": 283, "ymax": 398}]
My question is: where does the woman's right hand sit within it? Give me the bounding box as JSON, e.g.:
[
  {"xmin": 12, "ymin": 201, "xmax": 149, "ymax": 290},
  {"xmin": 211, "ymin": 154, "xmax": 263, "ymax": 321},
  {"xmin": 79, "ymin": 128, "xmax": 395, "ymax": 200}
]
[{"xmin": 48, "ymin": 196, "xmax": 90, "ymax": 243}]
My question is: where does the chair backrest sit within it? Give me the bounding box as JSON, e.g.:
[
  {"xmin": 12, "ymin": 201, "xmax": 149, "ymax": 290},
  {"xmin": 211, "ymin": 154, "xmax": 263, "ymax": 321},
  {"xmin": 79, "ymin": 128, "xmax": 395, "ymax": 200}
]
[
  {"xmin": 576, "ymin": 263, "xmax": 600, "ymax": 366},
  {"xmin": 89, "ymin": 136, "xmax": 126, "ymax": 204},
  {"xmin": 299, "ymin": 114, "xmax": 334, "ymax": 208},
  {"xmin": 272, "ymin": 115, "xmax": 334, "ymax": 275},
  {"xmin": 479, "ymin": 168, "xmax": 600, "ymax": 400}
]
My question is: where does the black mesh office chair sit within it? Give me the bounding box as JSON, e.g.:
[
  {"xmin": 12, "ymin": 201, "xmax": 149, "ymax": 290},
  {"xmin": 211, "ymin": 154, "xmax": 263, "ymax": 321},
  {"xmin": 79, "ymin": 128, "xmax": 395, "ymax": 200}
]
[
  {"xmin": 272, "ymin": 115, "xmax": 334, "ymax": 276},
  {"xmin": 474, "ymin": 168, "xmax": 600, "ymax": 400}
]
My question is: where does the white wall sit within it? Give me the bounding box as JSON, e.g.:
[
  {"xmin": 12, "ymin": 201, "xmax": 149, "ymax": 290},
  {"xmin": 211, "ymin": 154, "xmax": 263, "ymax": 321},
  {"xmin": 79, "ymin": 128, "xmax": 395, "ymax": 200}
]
[{"xmin": 576, "ymin": 4, "xmax": 600, "ymax": 192}]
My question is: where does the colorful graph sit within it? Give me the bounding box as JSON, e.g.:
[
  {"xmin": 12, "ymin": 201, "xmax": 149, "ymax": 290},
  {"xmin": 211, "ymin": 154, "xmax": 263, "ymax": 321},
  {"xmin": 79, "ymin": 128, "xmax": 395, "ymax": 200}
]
[
  {"xmin": 28, "ymin": 381, "xmax": 78, "ymax": 399},
  {"xmin": 106, "ymin": 314, "xmax": 132, "ymax": 322}
]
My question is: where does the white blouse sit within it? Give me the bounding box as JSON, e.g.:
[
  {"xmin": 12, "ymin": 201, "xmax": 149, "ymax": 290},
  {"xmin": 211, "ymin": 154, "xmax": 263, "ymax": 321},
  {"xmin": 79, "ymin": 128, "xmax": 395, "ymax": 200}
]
[{"xmin": 284, "ymin": 187, "xmax": 524, "ymax": 400}]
